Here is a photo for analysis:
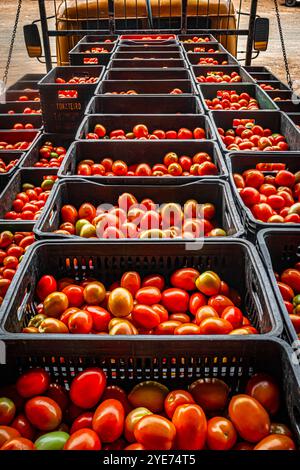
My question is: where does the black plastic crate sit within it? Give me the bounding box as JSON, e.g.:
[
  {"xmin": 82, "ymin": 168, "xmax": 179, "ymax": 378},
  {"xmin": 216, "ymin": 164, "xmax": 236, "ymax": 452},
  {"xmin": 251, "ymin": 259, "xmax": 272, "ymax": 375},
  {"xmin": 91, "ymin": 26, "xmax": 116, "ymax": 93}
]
[
  {"xmin": 17, "ymin": 73, "xmax": 45, "ymax": 82},
  {"xmin": 4, "ymin": 90, "xmax": 40, "ymax": 102},
  {"xmin": 96, "ymin": 79, "xmax": 197, "ymax": 95},
  {"xmin": 0, "ymin": 152, "xmax": 26, "ymax": 191},
  {"xmin": 178, "ymin": 34, "xmax": 218, "ymax": 43},
  {"xmin": 277, "ymin": 101, "xmax": 300, "ymax": 113},
  {"xmin": 58, "ymin": 140, "xmax": 227, "ymax": 183},
  {"xmin": 109, "ymin": 58, "xmax": 188, "ymax": 69},
  {"xmin": 226, "ymin": 152, "xmax": 300, "ymax": 241},
  {"xmin": 265, "ymin": 89, "xmax": 296, "ymax": 101},
  {"xmin": 76, "ymin": 113, "xmax": 215, "ymax": 141},
  {"xmin": 185, "ymin": 52, "xmax": 238, "ymax": 66},
  {"xmin": 20, "ymin": 133, "xmax": 74, "ymax": 168},
  {"xmin": 257, "ymin": 80, "xmax": 290, "ymax": 91},
  {"xmin": 38, "ymin": 66, "xmax": 104, "ymax": 133},
  {"xmin": 244, "ymin": 66, "xmax": 271, "ymax": 73},
  {"xmin": 0, "ymin": 114, "xmax": 42, "ymax": 130},
  {"xmin": 191, "ymin": 65, "xmax": 255, "ymax": 84},
  {"xmin": 198, "ymin": 83, "xmax": 278, "ymax": 112},
  {"xmin": 104, "ymin": 68, "xmax": 191, "ymax": 80},
  {"xmin": 117, "ymin": 44, "xmax": 181, "ymax": 52},
  {"xmin": 210, "ymin": 110, "xmax": 300, "ymax": 153},
  {"xmin": 1, "ymin": 239, "xmax": 282, "ymax": 342},
  {"xmin": 120, "ymin": 36, "xmax": 177, "ymax": 45},
  {"xmin": 182, "ymin": 43, "xmax": 227, "ymax": 54},
  {"xmin": 288, "ymin": 113, "xmax": 300, "ymax": 128},
  {"xmin": 257, "ymin": 229, "xmax": 300, "ymax": 345},
  {"xmin": 249, "ymin": 72, "xmax": 282, "ymax": 82},
  {"xmin": 0, "ymin": 130, "xmax": 40, "ymax": 154},
  {"xmin": 0, "ymin": 168, "xmax": 58, "ymax": 222},
  {"xmin": 113, "ymin": 50, "xmax": 184, "ymax": 59},
  {"xmin": 0, "ymin": 101, "xmax": 41, "ymax": 115},
  {"xmin": 69, "ymin": 42, "xmax": 116, "ymax": 66},
  {"xmin": 34, "ymin": 179, "xmax": 244, "ymax": 239},
  {"xmin": 85, "ymin": 95, "xmax": 203, "ymax": 114},
  {"xmin": 78, "ymin": 34, "xmax": 119, "ymax": 44},
  {"xmin": 7, "ymin": 81, "xmax": 39, "ymax": 92}
]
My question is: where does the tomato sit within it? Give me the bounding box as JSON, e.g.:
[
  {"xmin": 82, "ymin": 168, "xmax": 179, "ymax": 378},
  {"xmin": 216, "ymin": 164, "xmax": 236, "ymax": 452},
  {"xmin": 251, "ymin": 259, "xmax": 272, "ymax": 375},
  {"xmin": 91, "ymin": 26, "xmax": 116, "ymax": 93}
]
[
  {"xmin": 92, "ymin": 399, "xmax": 124, "ymax": 443},
  {"xmin": 174, "ymin": 323, "xmax": 201, "ymax": 335},
  {"xmin": 133, "ymin": 124, "xmax": 148, "ymax": 138},
  {"xmin": 25, "ymin": 396, "xmax": 62, "ymax": 431},
  {"xmin": 101, "ymin": 385, "xmax": 131, "ymax": 415},
  {"xmin": 0, "ymin": 426, "xmax": 20, "ymax": 447},
  {"xmin": 195, "ymin": 271, "xmax": 221, "ymax": 296},
  {"xmin": 62, "ymin": 284, "xmax": 84, "ymax": 307},
  {"xmin": 233, "ymin": 441, "xmax": 254, "ymax": 450},
  {"xmin": 270, "ymin": 422, "xmax": 293, "ymax": 437},
  {"xmin": 207, "ymin": 416, "xmax": 237, "ymax": 450},
  {"xmin": 172, "ymin": 403, "xmax": 207, "ymax": 450},
  {"xmin": 189, "ymin": 378, "xmax": 229, "ymax": 411},
  {"xmin": 240, "ymin": 187, "xmax": 260, "ymax": 207},
  {"xmin": 38, "ymin": 318, "xmax": 69, "ymax": 334},
  {"xmin": 43, "ymin": 292, "xmax": 69, "ymax": 318},
  {"xmin": 83, "ymin": 281, "xmax": 106, "ymax": 304},
  {"xmin": 161, "ymin": 288, "xmax": 189, "ymax": 312},
  {"xmin": 125, "ymin": 442, "xmax": 146, "ymax": 450},
  {"xmin": 229, "ymin": 394, "xmax": 270, "ymax": 443},
  {"xmin": 134, "ymin": 414, "xmax": 176, "ymax": 450},
  {"xmin": 132, "ymin": 304, "xmax": 160, "ymax": 329},
  {"xmin": 199, "ymin": 317, "xmax": 233, "ymax": 335},
  {"xmin": 16, "ymin": 368, "xmax": 50, "ymax": 398},
  {"xmin": 208, "ymin": 295, "xmax": 233, "ymax": 315},
  {"xmin": 47, "ymin": 383, "xmax": 69, "ymax": 412},
  {"xmin": 245, "ymin": 373, "xmax": 280, "ymax": 415},
  {"xmin": 169, "ymin": 313, "xmax": 190, "ymax": 323},
  {"xmin": 35, "ymin": 431, "xmax": 70, "ymax": 450},
  {"xmin": 281, "ymin": 268, "xmax": 300, "ymax": 293},
  {"xmin": 152, "ymin": 304, "xmax": 168, "ymax": 323},
  {"xmin": 1, "ymin": 437, "xmax": 35, "ymax": 450},
  {"xmin": 84, "ymin": 306, "xmax": 112, "ymax": 331},
  {"xmin": 61, "ymin": 205, "xmax": 78, "ymax": 224},
  {"xmin": 70, "ymin": 368, "xmax": 106, "ymax": 409},
  {"xmin": 254, "ymin": 434, "xmax": 295, "ymax": 450},
  {"xmin": 221, "ymin": 306, "xmax": 243, "ymax": 329},
  {"xmin": 135, "ymin": 286, "xmax": 161, "ymax": 305},
  {"xmin": 108, "ymin": 287, "xmax": 133, "ymax": 317},
  {"xmin": 0, "ymin": 398, "xmax": 15, "ymax": 425},
  {"xmin": 142, "ymin": 274, "xmax": 165, "ymax": 291},
  {"xmin": 36, "ymin": 275, "xmax": 57, "ymax": 301},
  {"xmin": 68, "ymin": 310, "xmax": 93, "ymax": 334},
  {"xmin": 64, "ymin": 428, "xmax": 101, "ymax": 450},
  {"xmin": 128, "ymin": 381, "xmax": 169, "ymax": 414},
  {"xmin": 69, "ymin": 412, "xmax": 93, "ymax": 434},
  {"xmin": 170, "ymin": 268, "xmax": 200, "ymax": 291},
  {"xmin": 125, "ymin": 407, "xmax": 153, "ymax": 442},
  {"xmin": 189, "ymin": 292, "xmax": 207, "ymax": 315},
  {"xmin": 108, "ymin": 318, "xmax": 137, "ymax": 335},
  {"xmin": 11, "ymin": 414, "xmax": 35, "ymax": 440},
  {"xmin": 251, "ymin": 203, "xmax": 273, "ymax": 222},
  {"xmin": 154, "ymin": 320, "xmax": 182, "ymax": 335},
  {"xmin": 120, "ymin": 271, "xmax": 141, "ymax": 296}
]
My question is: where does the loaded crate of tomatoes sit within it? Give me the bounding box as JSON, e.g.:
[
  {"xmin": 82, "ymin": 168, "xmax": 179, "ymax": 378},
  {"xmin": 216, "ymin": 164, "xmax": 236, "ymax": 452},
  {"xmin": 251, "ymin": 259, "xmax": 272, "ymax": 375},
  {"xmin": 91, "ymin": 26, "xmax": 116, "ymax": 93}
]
[
  {"xmin": 37, "ymin": 66, "xmax": 104, "ymax": 134},
  {"xmin": 0, "ymin": 114, "xmax": 42, "ymax": 131},
  {"xmin": 0, "ymin": 101, "xmax": 42, "ymax": 116},
  {"xmin": 108, "ymin": 57, "xmax": 188, "ymax": 70},
  {"xmin": 258, "ymin": 229, "xmax": 300, "ymax": 345},
  {"xmin": 103, "ymin": 68, "xmax": 191, "ymax": 81},
  {"xmin": 178, "ymin": 33, "xmax": 218, "ymax": 43},
  {"xmin": 69, "ymin": 42, "xmax": 117, "ymax": 66},
  {"xmin": 113, "ymin": 50, "xmax": 184, "ymax": 60},
  {"xmin": 0, "ymin": 337, "xmax": 299, "ymax": 450},
  {"xmin": 117, "ymin": 44, "xmax": 181, "ymax": 52},
  {"xmin": 96, "ymin": 79, "xmax": 197, "ymax": 95},
  {"xmin": 185, "ymin": 52, "xmax": 238, "ymax": 67},
  {"xmin": 58, "ymin": 140, "xmax": 227, "ymax": 183},
  {"xmin": 0, "ymin": 239, "xmax": 282, "ymax": 342},
  {"xmin": 0, "ymin": 152, "xmax": 26, "ymax": 192},
  {"xmin": 77, "ymin": 35, "xmax": 119, "ymax": 45},
  {"xmin": 181, "ymin": 42, "xmax": 228, "ymax": 55},
  {"xmin": 20, "ymin": 134, "xmax": 74, "ymax": 169},
  {"xmin": 0, "ymin": 130, "xmax": 41, "ymax": 154},
  {"xmin": 191, "ymin": 65, "xmax": 255, "ymax": 85},
  {"xmin": 227, "ymin": 153, "xmax": 300, "ymax": 240},
  {"xmin": 33, "ymin": 179, "xmax": 243, "ymax": 240},
  {"xmin": 3, "ymin": 90, "xmax": 41, "ymax": 104}
]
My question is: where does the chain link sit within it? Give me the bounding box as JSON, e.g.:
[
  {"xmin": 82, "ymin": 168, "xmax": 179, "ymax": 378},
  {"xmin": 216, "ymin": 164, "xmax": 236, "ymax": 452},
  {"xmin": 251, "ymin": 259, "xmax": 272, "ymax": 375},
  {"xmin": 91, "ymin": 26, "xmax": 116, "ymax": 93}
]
[
  {"xmin": 273, "ymin": 0, "xmax": 293, "ymax": 90},
  {"xmin": 2, "ymin": 0, "xmax": 23, "ymax": 85}
]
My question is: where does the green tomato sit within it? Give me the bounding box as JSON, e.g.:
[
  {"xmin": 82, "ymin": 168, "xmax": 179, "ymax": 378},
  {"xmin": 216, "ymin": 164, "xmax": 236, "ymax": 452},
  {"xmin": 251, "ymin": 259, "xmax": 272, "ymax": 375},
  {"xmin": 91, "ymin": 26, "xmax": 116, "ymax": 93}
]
[
  {"xmin": 35, "ymin": 431, "xmax": 70, "ymax": 450},
  {"xmin": 293, "ymin": 295, "xmax": 300, "ymax": 307},
  {"xmin": 293, "ymin": 305, "xmax": 300, "ymax": 316}
]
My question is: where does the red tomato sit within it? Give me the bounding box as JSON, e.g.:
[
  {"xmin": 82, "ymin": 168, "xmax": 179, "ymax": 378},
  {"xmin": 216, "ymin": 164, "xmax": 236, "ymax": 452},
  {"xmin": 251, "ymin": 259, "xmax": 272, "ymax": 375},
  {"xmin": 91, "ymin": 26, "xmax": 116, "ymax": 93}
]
[
  {"xmin": 61, "ymin": 205, "xmax": 78, "ymax": 225},
  {"xmin": 245, "ymin": 373, "xmax": 280, "ymax": 415},
  {"xmin": 254, "ymin": 434, "xmax": 295, "ymax": 450},
  {"xmin": 25, "ymin": 396, "xmax": 62, "ymax": 431},
  {"xmin": 161, "ymin": 288, "xmax": 189, "ymax": 312},
  {"xmin": 68, "ymin": 310, "xmax": 93, "ymax": 334},
  {"xmin": 189, "ymin": 292, "xmax": 207, "ymax": 315},
  {"xmin": 199, "ymin": 317, "xmax": 233, "ymax": 334},
  {"xmin": 124, "ymin": 407, "xmax": 153, "ymax": 442},
  {"xmin": 16, "ymin": 368, "xmax": 50, "ymax": 398},
  {"xmin": 62, "ymin": 284, "xmax": 84, "ymax": 307},
  {"xmin": 164, "ymin": 390, "xmax": 195, "ymax": 419},
  {"xmin": 92, "ymin": 399, "xmax": 125, "ymax": 443},
  {"xmin": 172, "ymin": 404, "xmax": 207, "ymax": 450},
  {"xmin": 101, "ymin": 385, "xmax": 132, "ymax": 415},
  {"xmin": 207, "ymin": 416, "xmax": 237, "ymax": 450},
  {"xmin": 174, "ymin": 323, "xmax": 201, "ymax": 335},
  {"xmin": 134, "ymin": 414, "xmax": 176, "ymax": 450},
  {"xmin": 189, "ymin": 378, "xmax": 229, "ymax": 411},
  {"xmin": 70, "ymin": 368, "xmax": 106, "ymax": 409},
  {"xmin": 229, "ymin": 394, "xmax": 270, "ymax": 443},
  {"xmin": 132, "ymin": 304, "xmax": 161, "ymax": 329},
  {"xmin": 36, "ymin": 275, "xmax": 57, "ymax": 301},
  {"xmin": 152, "ymin": 304, "xmax": 169, "ymax": 323},
  {"xmin": 281, "ymin": 268, "xmax": 300, "ymax": 293},
  {"xmin": 1, "ymin": 437, "xmax": 35, "ymax": 450},
  {"xmin": 170, "ymin": 268, "xmax": 200, "ymax": 291},
  {"xmin": 208, "ymin": 295, "xmax": 233, "ymax": 315},
  {"xmin": 70, "ymin": 412, "xmax": 93, "ymax": 434},
  {"xmin": 0, "ymin": 426, "xmax": 20, "ymax": 447},
  {"xmin": 11, "ymin": 414, "xmax": 35, "ymax": 440},
  {"xmin": 154, "ymin": 320, "xmax": 181, "ymax": 335},
  {"xmin": 142, "ymin": 274, "xmax": 165, "ymax": 291},
  {"xmin": 120, "ymin": 271, "xmax": 141, "ymax": 296},
  {"xmin": 64, "ymin": 428, "xmax": 101, "ymax": 450},
  {"xmin": 135, "ymin": 286, "xmax": 161, "ymax": 305},
  {"xmin": 84, "ymin": 306, "xmax": 112, "ymax": 332},
  {"xmin": 221, "ymin": 306, "xmax": 243, "ymax": 329}
]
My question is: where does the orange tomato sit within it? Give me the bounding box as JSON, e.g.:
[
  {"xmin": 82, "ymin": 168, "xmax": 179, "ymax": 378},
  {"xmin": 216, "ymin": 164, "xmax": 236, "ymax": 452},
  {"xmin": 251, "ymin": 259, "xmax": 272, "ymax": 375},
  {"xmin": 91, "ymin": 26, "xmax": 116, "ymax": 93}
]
[
  {"xmin": 246, "ymin": 373, "xmax": 280, "ymax": 415},
  {"xmin": 172, "ymin": 404, "xmax": 207, "ymax": 450},
  {"xmin": 134, "ymin": 414, "xmax": 176, "ymax": 450},
  {"xmin": 92, "ymin": 399, "xmax": 125, "ymax": 443},
  {"xmin": 207, "ymin": 417, "xmax": 237, "ymax": 450},
  {"xmin": 164, "ymin": 390, "xmax": 195, "ymax": 418},
  {"xmin": 254, "ymin": 434, "xmax": 295, "ymax": 450},
  {"xmin": 229, "ymin": 394, "xmax": 270, "ymax": 443}
]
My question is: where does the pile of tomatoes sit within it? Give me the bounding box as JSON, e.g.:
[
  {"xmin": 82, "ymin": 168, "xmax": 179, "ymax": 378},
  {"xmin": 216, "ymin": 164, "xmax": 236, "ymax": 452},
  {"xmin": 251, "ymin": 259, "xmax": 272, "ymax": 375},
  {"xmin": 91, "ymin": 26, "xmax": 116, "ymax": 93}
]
[
  {"xmin": 55, "ymin": 195, "xmax": 226, "ymax": 239},
  {"xmin": 196, "ymin": 71, "xmax": 242, "ymax": 83},
  {"xmin": 204, "ymin": 90, "xmax": 260, "ymax": 110},
  {"xmin": 218, "ymin": 118, "xmax": 289, "ymax": 151},
  {"xmin": 83, "ymin": 47, "xmax": 109, "ymax": 53},
  {"xmin": 23, "ymin": 267, "xmax": 256, "ymax": 335},
  {"xmin": 0, "ymin": 156, "xmax": 20, "ymax": 174},
  {"xmin": 17, "ymin": 96, "xmax": 40, "ymax": 103},
  {"xmin": 182, "ymin": 36, "xmax": 213, "ymax": 43},
  {"xmin": 0, "ymin": 140, "xmax": 33, "ymax": 151},
  {"xmin": 196, "ymin": 57, "xmax": 228, "ymax": 66},
  {"xmin": 55, "ymin": 76, "xmax": 98, "ymax": 84},
  {"xmin": 33, "ymin": 141, "xmax": 67, "ymax": 168},
  {"xmin": 0, "ymin": 230, "xmax": 34, "ymax": 304},
  {"xmin": 104, "ymin": 88, "xmax": 184, "ymax": 95},
  {"xmin": 86, "ymin": 124, "xmax": 207, "ymax": 141},
  {"xmin": 76, "ymin": 151, "xmax": 218, "ymax": 177},
  {"xmin": 11, "ymin": 123, "xmax": 35, "ymax": 130},
  {"xmin": 7, "ymin": 107, "xmax": 41, "ymax": 115},
  {"xmin": 234, "ymin": 164, "xmax": 300, "ymax": 224},
  {"xmin": 274, "ymin": 263, "xmax": 300, "ymax": 335},
  {"xmin": 188, "ymin": 47, "xmax": 217, "ymax": 53},
  {"xmin": 0, "ymin": 367, "xmax": 296, "ymax": 450},
  {"xmin": 4, "ymin": 175, "xmax": 57, "ymax": 221},
  {"xmin": 260, "ymin": 83, "xmax": 279, "ymax": 91}
]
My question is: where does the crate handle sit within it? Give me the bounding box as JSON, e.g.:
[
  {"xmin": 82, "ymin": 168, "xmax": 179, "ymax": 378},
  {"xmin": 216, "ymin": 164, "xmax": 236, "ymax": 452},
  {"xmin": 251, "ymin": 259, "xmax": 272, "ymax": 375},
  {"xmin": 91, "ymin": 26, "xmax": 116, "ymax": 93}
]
[
  {"xmin": 49, "ymin": 205, "xmax": 57, "ymax": 227},
  {"xmin": 17, "ymin": 285, "xmax": 31, "ymax": 322}
]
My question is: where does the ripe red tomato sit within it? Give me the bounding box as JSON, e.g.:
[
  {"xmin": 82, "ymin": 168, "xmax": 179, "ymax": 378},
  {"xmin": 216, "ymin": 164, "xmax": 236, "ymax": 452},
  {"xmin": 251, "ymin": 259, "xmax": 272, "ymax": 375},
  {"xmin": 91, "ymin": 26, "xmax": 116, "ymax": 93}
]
[
  {"xmin": 132, "ymin": 304, "xmax": 161, "ymax": 329},
  {"xmin": 135, "ymin": 286, "xmax": 161, "ymax": 305},
  {"xmin": 70, "ymin": 368, "xmax": 106, "ymax": 409},
  {"xmin": 281, "ymin": 268, "xmax": 300, "ymax": 293},
  {"xmin": 1, "ymin": 436, "xmax": 35, "ymax": 450},
  {"xmin": 172, "ymin": 403, "xmax": 207, "ymax": 450},
  {"xmin": 92, "ymin": 399, "xmax": 125, "ymax": 443},
  {"xmin": 101, "ymin": 385, "xmax": 132, "ymax": 415},
  {"xmin": 170, "ymin": 268, "xmax": 200, "ymax": 291},
  {"xmin": 229, "ymin": 394, "xmax": 270, "ymax": 443},
  {"xmin": 134, "ymin": 414, "xmax": 176, "ymax": 450},
  {"xmin": 245, "ymin": 373, "xmax": 280, "ymax": 415},
  {"xmin": 164, "ymin": 390, "xmax": 195, "ymax": 418},
  {"xmin": 68, "ymin": 310, "xmax": 93, "ymax": 334},
  {"xmin": 62, "ymin": 284, "xmax": 84, "ymax": 307},
  {"xmin": 207, "ymin": 417, "xmax": 237, "ymax": 450},
  {"xmin": 84, "ymin": 306, "xmax": 112, "ymax": 331},
  {"xmin": 61, "ymin": 205, "xmax": 78, "ymax": 225},
  {"xmin": 64, "ymin": 428, "xmax": 101, "ymax": 450},
  {"xmin": 25, "ymin": 396, "xmax": 62, "ymax": 431},
  {"xmin": 221, "ymin": 306, "xmax": 243, "ymax": 329},
  {"xmin": 11, "ymin": 414, "xmax": 35, "ymax": 440},
  {"xmin": 120, "ymin": 271, "xmax": 141, "ymax": 296},
  {"xmin": 0, "ymin": 426, "xmax": 20, "ymax": 447},
  {"xmin": 47, "ymin": 383, "xmax": 69, "ymax": 412},
  {"xmin": 161, "ymin": 288, "xmax": 189, "ymax": 312},
  {"xmin": 189, "ymin": 292, "xmax": 207, "ymax": 315},
  {"xmin": 70, "ymin": 412, "xmax": 93, "ymax": 434},
  {"xmin": 36, "ymin": 275, "xmax": 57, "ymax": 301},
  {"xmin": 142, "ymin": 274, "xmax": 165, "ymax": 291},
  {"xmin": 16, "ymin": 368, "xmax": 50, "ymax": 398},
  {"xmin": 199, "ymin": 317, "xmax": 233, "ymax": 334},
  {"xmin": 254, "ymin": 434, "xmax": 295, "ymax": 450}
]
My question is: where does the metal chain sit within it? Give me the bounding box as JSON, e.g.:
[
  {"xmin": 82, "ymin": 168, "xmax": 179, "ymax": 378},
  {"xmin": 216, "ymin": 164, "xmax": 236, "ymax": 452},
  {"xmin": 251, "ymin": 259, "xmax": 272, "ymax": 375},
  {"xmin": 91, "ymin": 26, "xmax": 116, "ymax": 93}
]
[
  {"xmin": 273, "ymin": 0, "xmax": 293, "ymax": 90},
  {"xmin": 2, "ymin": 0, "xmax": 23, "ymax": 85}
]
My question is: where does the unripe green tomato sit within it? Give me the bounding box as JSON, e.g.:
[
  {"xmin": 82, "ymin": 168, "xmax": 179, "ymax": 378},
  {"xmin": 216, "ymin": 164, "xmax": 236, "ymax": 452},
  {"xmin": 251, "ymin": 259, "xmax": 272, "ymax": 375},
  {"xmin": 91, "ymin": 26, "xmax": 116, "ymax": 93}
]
[{"xmin": 35, "ymin": 431, "xmax": 70, "ymax": 450}]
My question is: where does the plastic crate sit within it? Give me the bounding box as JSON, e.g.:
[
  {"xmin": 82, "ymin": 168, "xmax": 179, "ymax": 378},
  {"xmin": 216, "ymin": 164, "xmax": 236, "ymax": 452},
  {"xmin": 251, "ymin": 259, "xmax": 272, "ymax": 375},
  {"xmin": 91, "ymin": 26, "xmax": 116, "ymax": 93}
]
[
  {"xmin": 182, "ymin": 43, "xmax": 228, "ymax": 54},
  {"xmin": 78, "ymin": 34, "xmax": 119, "ymax": 44},
  {"xmin": 0, "ymin": 168, "xmax": 58, "ymax": 223},
  {"xmin": 197, "ymin": 83, "xmax": 278, "ymax": 112},
  {"xmin": 249, "ymin": 72, "xmax": 283, "ymax": 82},
  {"xmin": 0, "ymin": 130, "xmax": 40, "ymax": 154},
  {"xmin": 277, "ymin": 101, "xmax": 300, "ymax": 113},
  {"xmin": 58, "ymin": 140, "xmax": 227, "ymax": 183},
  {"xmin": 256, "ymin": 80, "xmax": 290, "ymax": 91},
  {"xmin": 191, "ymin": 65, "xmax": 255, "ymax": 84},
  {"xmin": 69, "ymin": 42, "xmax": 117, "ymax": 66},
  {"xmin": 85, "ymin": 94, "xmax": 203, "ymax": 114},
  {"xmin": 33, "ymin": 179, "xmax": 244, "ymax": 239},
  {"xmin": 244, "ymin": 66, "xmax": 271, "ymax": 74},
  {"xmin": 96, "ymin": 79, "xmax": 197, "ymax": 95},
  {"xmin": 0, "ymin": 114, "xmax": 42, "ymax": 131},
  {"xmin": 17, "ymin": 73, "xmax": 45, "ymax": 82},
  {"xmin": 38, "ymin": 66, "xmax": 104, "ymax": 133},
  {"xmin": 226, "ymin": 152, "xmax": 300, "ymax": 241},
  {"xmin": 113, "ymin": 51, "xmax": 184, "ymax": 59},
  {"xmin": 0, "ymin": 152, "xmax": 26, "ymax": 191},
  {"xmin": 7, "ymin": 81, "xmax": 39, "ymax": 92},
  {"xmin": 288, "ymin": 113, "xmax": 300, "ymax": 127},
  {"xmin": 104, "ymin": 68, "xmax": 191, "ymax": 80},
  {"xmin": 4, "ymin": 90, "xmax": 40, "ymax": 102},
  {"xmin": 108, "ymin": 58, "xmax": 188, "ymax": 69},
  {"xmin": 210, "ymin": 110, "xmax": 300, "ymax": 154},
  {"xmin": 20, "ymin": 133, "xmax": 74, "ymax": 168},
  {"xmin": 1, "ymin": 239, "xmax": 282, "ymax": 342},
  {"xmin": 0, "ymin": 102, "xmax": 41, "ymax": 115},
  {"xmin": 185, "ymin": 52, "xmax": 238, "ymax": 67},
  {"xmin": 257, "ymin": 229, "xmax": 300, "ymax": 345},
  {"xmin": 178, "ymin": 33, "xmax": 218, "ymax": 43},
  {"xmin": 76, "ymin": 114, "xmax": 213, "ymax": 140},
  {"xmin": 120, "ymin": 35, "xmax": 177, "ymax": 44},
  {"xmin": 117, "ymin": 44, "xmax": 182, "ymax": 52},
  {"xmin": 265, "ymin": 89, "xmax": 296, "ymax": 102}
]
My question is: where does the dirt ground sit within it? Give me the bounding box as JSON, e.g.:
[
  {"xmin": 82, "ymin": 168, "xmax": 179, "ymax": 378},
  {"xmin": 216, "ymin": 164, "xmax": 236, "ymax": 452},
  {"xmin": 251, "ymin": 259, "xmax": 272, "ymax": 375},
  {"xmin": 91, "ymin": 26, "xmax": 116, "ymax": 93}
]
[{"xmin": 0, "ymin": 0, "xmax": 299, "ymax": 87}]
